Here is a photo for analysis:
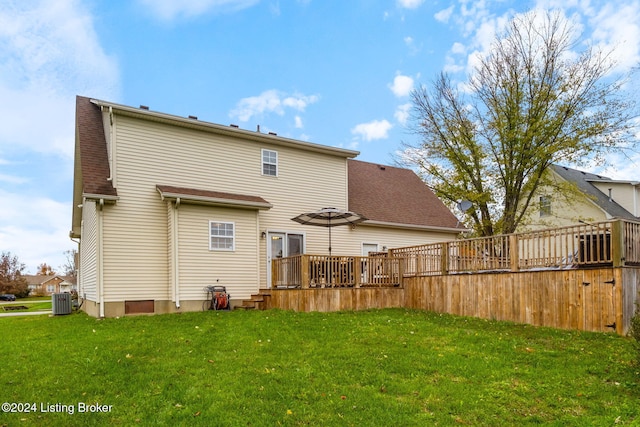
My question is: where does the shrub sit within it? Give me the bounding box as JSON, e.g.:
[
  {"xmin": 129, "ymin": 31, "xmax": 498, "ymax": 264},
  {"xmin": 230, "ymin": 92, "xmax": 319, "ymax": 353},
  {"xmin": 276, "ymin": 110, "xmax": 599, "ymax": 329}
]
[{"xmin": 631, "ymin": 303, "xmax": 640, "ymax": 363}]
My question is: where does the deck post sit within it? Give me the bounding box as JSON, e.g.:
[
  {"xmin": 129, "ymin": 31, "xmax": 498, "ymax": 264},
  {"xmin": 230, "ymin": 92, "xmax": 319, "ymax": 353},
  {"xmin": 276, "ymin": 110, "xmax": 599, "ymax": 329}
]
[
  {"xmin": 354, "ymin": 257, "xmax": 362, "ymax": 288},
  {"xmin": 440, "ymin": 242, "xmax": 449, "ymax": 275},
  {"xmin": 301, "ymin": 255, "xmax": 310, "ymax": 289},
  {"xmin": 611, "ymin": 220, "xmax": 624, "ymax": 268},
  {"xmin": 509, "ymin": 234, "xmax": 519, "ymax": 272},
  {"xmin": 271, "ymin": 259, "xmax": 277, "ymax": 289}
]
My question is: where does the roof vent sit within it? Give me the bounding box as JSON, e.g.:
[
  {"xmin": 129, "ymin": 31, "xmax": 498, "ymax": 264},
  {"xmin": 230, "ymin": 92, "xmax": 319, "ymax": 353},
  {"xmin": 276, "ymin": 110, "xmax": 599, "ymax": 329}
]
[
  {"xmin": 379, "ymin": 165, "xmax": 386, "ymax": 171},
  {"xmin": 140, "ymin": 105, "xmax": 149, "ymax": 110},
  {"xmin": 268, "ymin": 132, "xmax": 277, "ymax": 136},
  {"xmin": 230, "ymin": 124, "xmax": 239, "ymax": 128},
  {"xmin": 188, "ymin": 115, "xmax": 198, "ymax": 120}
]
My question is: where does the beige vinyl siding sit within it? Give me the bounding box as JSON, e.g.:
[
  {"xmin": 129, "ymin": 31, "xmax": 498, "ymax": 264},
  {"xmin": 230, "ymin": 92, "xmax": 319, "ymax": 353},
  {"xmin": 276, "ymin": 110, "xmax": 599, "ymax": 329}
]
[
  {"xmin": 351, "ymin": 225, "xmax": 458, "ymax": 252},
  {"xmin": 79, "ymin": 200, "xmax": 98, "ymax": 301},
  {"xmin": 104, "ymin": 115, "xmax": 348, "ymax": 300},
  {"xmin": 591, "ymin": 182, "xmax": 638, "ymax": 217},
  {"xmin": 520, "ymin": 188, "xmax": 610, "ymax": 231},
  {"xmin": 176, "ymin": 204, "xmax": 259, "ymax": 300},
  {"xmin": 102, "ymin": 190, "xmax": 169, "ymax": 302}
]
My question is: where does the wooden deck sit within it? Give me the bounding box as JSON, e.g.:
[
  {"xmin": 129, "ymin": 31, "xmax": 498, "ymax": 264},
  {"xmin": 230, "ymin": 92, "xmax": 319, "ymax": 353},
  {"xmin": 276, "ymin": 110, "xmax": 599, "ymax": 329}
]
[{"xmin": 265, "ymin": 219, "xmax": 640, "ymax": 335}]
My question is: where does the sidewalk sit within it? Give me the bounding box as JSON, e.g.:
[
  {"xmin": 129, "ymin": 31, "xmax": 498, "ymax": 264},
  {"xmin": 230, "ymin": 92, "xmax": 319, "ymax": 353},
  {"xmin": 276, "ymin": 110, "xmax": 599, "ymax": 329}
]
[{"xmin": 0, "ymin": 310, "xmax": 52, "ymax": 317}]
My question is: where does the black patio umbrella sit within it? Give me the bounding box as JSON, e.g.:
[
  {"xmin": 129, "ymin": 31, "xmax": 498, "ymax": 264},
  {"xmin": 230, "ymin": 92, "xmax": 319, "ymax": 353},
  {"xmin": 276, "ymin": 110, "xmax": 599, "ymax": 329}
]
[{"xmin": 291, "ymin": 207, "xmax": 367, "ymax": 256}]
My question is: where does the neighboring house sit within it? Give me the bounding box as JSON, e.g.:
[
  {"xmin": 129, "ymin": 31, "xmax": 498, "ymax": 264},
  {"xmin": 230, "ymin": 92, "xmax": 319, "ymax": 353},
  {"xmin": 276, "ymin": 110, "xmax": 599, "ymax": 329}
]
[
  {"xmin": 71, "ymin": 96, "xmax": 466, "ymax": 317},
  {"xmin": 524, "ymin": 164, "xmax": 639, "ymax": 229},
  {"xmin": 25, "ymin": 275, "xmax": 76, "ymax": 296}
]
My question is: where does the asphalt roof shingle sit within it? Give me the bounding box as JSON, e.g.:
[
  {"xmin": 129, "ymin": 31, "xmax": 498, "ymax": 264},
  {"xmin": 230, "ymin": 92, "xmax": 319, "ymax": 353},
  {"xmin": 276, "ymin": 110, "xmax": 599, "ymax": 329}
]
[
  {"xmin": 550, "ymin": 164, "xmax": 636, "ymax": 220},
  {"xmin": 348, "ymin": 160, "xmax": 463, "ymax": 230},
  {"xmin": 76, "ymin": 96, "xmax": 117, "ymax": 197}
]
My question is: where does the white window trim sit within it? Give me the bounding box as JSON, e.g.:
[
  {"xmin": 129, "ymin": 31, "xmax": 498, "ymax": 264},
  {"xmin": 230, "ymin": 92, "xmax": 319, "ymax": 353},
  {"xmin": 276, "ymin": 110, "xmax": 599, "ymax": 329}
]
[
  {"xmin": 362, "ymin": 242, "xmax": 380, "ymax": 256},
  {"xmin": 261, "ymin": 149, "xmax": 278, "ymax": 177},
  {"xmin": 539, "ymin": 195, "xmax": 552, "ymax": 218},
  {"xmin": 209, "ymin": 221, "xmax": 235, "ymax": 251}
]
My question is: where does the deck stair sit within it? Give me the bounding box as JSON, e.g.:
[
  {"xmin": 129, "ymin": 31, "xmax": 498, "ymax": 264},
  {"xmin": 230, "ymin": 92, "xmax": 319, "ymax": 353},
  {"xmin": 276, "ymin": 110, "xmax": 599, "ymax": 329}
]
[{"xmin": 237, "ymin": 291, "xmax": 270, "ymax": 310}]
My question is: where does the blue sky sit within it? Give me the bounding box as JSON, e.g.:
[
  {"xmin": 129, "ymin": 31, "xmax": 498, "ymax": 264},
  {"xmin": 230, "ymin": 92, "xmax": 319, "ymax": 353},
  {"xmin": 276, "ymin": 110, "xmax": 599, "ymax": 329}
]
[{"xmin": 1, "ymin": 0, "xmax": 639, "ymax": 273}]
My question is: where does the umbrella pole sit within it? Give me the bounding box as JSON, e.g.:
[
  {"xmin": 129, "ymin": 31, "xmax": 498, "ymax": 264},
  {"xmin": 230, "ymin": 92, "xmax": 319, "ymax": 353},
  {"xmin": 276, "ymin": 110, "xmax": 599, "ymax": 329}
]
[{"xmin": 328, "ymin": 218, "xmax": 332, "ymax": 285}]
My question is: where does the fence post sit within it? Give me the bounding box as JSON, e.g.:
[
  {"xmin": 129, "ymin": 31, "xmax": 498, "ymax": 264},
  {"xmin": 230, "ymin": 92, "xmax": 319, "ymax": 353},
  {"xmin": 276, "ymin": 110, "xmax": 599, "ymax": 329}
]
[
  {"xmin": 509, "ymin": 234, "xmax": 519, "ymax": 272},
  {"xmin": 611, "ymin": 220, "xmax": 625, "ymax": 267},
  {"xmin": 441, "ymin": 242, "xmax": 449, "ymax": 275},
  {"xmin": 354, "ymin": 257, "xmax": 362, "ymax": 288}
]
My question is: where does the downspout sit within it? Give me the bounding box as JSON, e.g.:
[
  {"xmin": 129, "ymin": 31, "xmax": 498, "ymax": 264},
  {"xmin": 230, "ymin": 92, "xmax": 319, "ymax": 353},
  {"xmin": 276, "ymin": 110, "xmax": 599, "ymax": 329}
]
[
  {"xmin": 98, "ymin": 198, "xmax": 105, "ymax": 318},
  {"xmin": 256, "ymin": 214, "xmax": 261, "ymax": 291},
  {"xmin": 173, "ymin": 198, "xmax": 180, "ymax": 308}
]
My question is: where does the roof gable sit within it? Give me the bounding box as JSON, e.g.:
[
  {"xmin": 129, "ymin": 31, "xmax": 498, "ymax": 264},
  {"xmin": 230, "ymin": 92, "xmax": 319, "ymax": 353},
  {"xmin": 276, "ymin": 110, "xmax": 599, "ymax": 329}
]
[
  {"xmin": 348, "ymin": 160, "xmax": 463, "ymax": 230},
  {"xmin": 550, "ymin": 164, "xmax": 636, "ymax": 219},
  {"xmin": 75, "ymin": 96, "xmax": 117, "ymax": 198}
]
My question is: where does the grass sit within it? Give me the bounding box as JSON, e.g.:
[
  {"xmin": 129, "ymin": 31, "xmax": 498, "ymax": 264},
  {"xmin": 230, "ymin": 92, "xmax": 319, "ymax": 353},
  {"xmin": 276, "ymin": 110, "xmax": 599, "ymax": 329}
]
[{"xmin": 0, "ymin": 309, "xmax": 638, "ymax": 426}]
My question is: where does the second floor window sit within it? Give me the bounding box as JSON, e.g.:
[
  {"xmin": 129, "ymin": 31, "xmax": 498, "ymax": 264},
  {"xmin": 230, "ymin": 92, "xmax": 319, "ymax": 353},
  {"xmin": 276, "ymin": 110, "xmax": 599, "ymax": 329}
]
[
  {"xmin": 262, "ymin": 149, "xmax": 278, "ymax": 176},
  {"xmin": 539, "ymin": 196, "xmax": 551, "ymax": 217}
]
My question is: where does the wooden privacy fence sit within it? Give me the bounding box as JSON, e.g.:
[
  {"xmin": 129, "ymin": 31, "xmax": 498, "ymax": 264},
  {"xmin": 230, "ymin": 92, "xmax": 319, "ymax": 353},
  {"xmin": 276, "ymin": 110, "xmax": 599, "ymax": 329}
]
[
  {"xmin": 402, "ymin": 267, "xmax": 637, "ymax": 334},
  {"xmin": 265, "ymin": 220, "xmax": 640, "ymax": 334}
]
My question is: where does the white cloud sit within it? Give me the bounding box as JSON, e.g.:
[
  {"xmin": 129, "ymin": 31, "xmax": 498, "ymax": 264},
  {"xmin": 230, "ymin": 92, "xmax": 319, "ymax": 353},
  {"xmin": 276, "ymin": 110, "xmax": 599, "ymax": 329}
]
[
  {"xmin": 0, "ymin": 173, "xmax": 29, "ymax": 185},
  {"xmin": 294, "ymin": 116, "xmax": 303, "ymax": 129},
  {"xmin": 0, "ymin": 0, "xmax": 120, "ymax": 158},
  {"xmin": 394, "ymin": 103, "xmax": 411, "ymax": 126},
  {"xmin": 136, "ymin": 0, "xmax": 260, "ymax": 21},
  {"xmin": 586, "ymin": 3, "xmax": 640, "ymax": 74},
  {"xmin": 0, "ymin": 0, "xmax": 117, "ymax": 273},
  {"xmin": 0, "ymin": 190, "xmax": 75, "ymax": 273},
  {"xmin": 351, "ymin": 120, "xmax": 393, "ymax": 142},
  {"xmin": 389, "ymin": 74, "xmax": 414, "ymax": 97},
  {"xmin": 397, "ymin": 0, "xmax": 424, "ymax": 9},
  {"xmin": 451, "ymin": 42, "xmax": 466, "ymax": 55},
  {"xmin": 441, "ymin": 1, "xmax": 640, "ymax": 80},
  {"xmin": 434, "ymin": 5, "xmax": 455, "ymax": 23},
  {"xmin": 230, "ymin": 90, "xmax": 319, "ymax": 122}
]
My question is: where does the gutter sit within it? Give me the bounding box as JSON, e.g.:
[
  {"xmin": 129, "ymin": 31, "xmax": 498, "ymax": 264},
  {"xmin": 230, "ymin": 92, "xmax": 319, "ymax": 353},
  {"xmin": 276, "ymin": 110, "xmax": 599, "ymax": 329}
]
[
  {"xmin": 90, "ymin": 98, "xmax": 360, "ymax": 159},
  {"xmin": 360, "ymin": 220, "xmax": 468, "ymax": 234}
]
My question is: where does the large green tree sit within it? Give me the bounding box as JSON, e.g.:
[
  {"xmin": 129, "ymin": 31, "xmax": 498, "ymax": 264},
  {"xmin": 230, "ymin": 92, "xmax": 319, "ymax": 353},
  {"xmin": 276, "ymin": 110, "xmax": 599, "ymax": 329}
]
[{"xmin": 405, "ymin": 10, "xmax": 638, "ymax": 236}]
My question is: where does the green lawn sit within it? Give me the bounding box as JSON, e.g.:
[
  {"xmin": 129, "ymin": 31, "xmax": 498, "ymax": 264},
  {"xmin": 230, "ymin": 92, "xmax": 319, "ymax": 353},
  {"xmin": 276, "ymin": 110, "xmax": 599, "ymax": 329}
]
[{"xmin": 1, "ymin": 309, "xmax": 638, "ymax": 426}]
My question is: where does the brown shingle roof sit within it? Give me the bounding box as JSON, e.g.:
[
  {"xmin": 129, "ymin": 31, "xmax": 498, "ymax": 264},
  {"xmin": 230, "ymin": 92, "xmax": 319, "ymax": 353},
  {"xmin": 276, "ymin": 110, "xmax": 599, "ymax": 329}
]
[
  {"xmin": 76, "ymin": 96, "xmax": 117, "ymax": 197},
  {"xmin": 348, "ymin": 160, "xmax": 463, "ymax": 230},
  {"xmin": 156, "ymin": 185, "xmax": 272, "ymax": 209}
]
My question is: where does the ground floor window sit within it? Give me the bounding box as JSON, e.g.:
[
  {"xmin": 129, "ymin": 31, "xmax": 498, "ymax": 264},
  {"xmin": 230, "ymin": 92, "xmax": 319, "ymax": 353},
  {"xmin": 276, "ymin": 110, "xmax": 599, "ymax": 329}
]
[{"xmin": 210, "ymin": 221, "xmax": 235, "ymax": 251}]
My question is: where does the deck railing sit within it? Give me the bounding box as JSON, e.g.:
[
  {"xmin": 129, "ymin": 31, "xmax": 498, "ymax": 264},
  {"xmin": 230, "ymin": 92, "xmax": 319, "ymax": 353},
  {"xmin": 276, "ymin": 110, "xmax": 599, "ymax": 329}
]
[
  {"xmin": 271, "ymin": 255, "xmax": 404, "ymax": 289},
  {"xmin": 270, "ymin": 219, "xmax": 640, "ymax": 288},
  {"xmin": 391, "ymin": 219, "xmax": 640, "ymax": 276}
]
